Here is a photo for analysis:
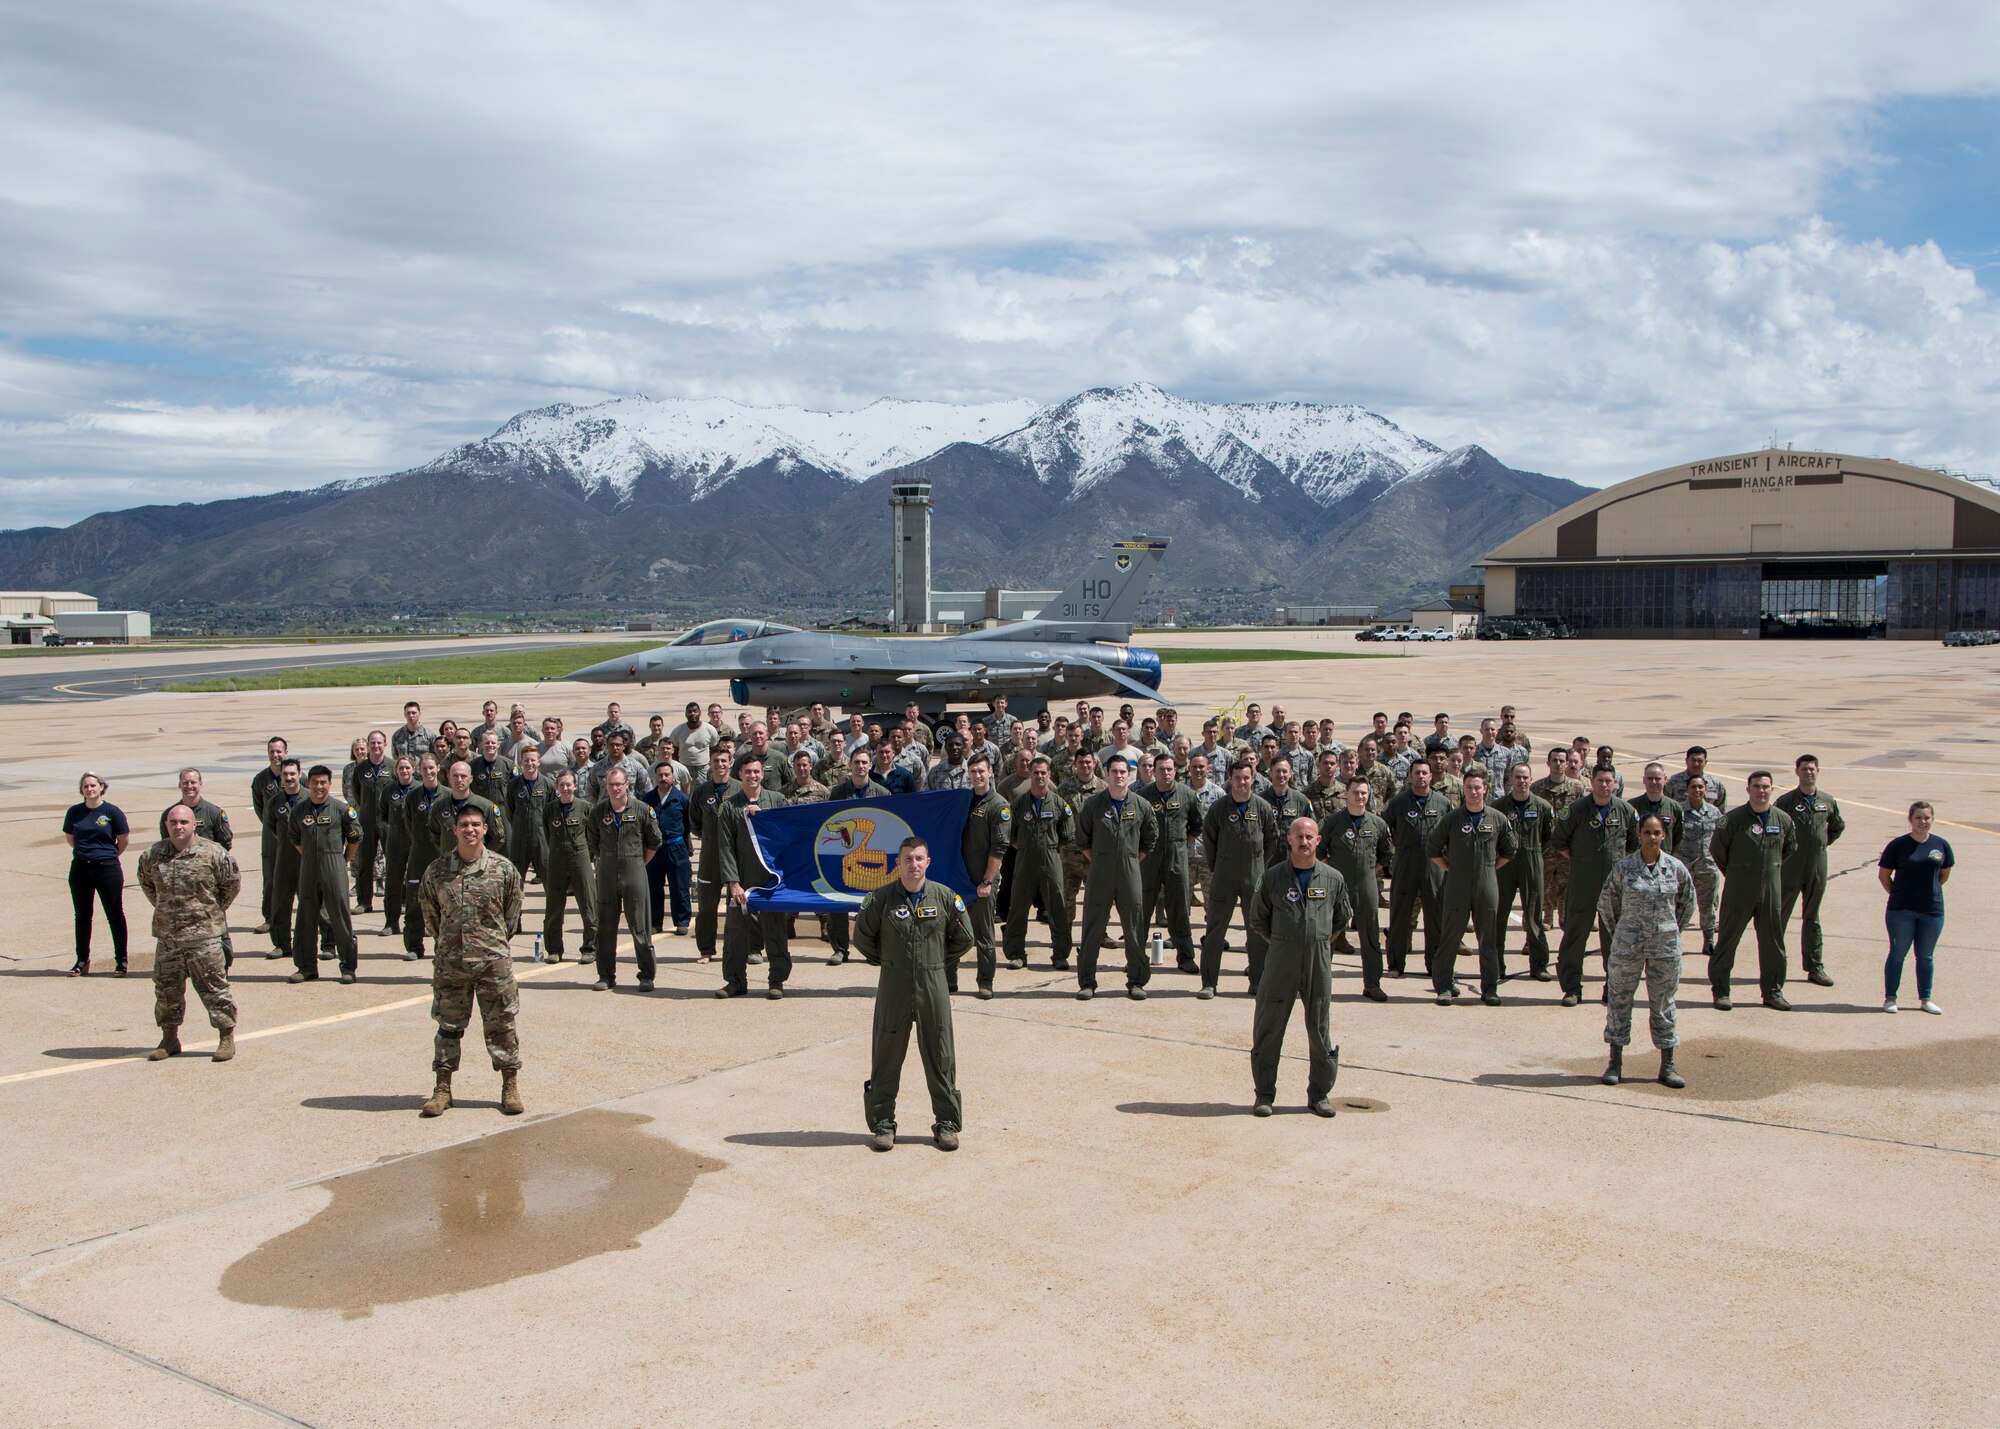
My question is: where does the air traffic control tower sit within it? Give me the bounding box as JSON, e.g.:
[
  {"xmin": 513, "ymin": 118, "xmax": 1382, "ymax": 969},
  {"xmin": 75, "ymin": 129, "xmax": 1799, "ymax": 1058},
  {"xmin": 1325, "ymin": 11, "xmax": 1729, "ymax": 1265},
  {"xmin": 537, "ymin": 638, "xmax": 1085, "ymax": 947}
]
[{"xmin": 890, "ymin": 479, "xmax": 933, "ymax": 632}]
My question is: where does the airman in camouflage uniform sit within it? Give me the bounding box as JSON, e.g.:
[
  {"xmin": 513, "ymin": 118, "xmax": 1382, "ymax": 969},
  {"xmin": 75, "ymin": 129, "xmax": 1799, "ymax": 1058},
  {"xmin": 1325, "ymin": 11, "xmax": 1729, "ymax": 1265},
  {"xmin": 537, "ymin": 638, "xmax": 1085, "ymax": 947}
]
[
  {"xmin": 137, "ymin": 806, "xmax": 241, "ymax": 1062},
  {"xmin": 1673, "ymin": 773, "xmax": 1725, "ymax": 955},
  {"xmin": 1428, "ymin": 753, "xmax": 1463, "ymax": 809},
  {"xmin": 417, "ymin": 804, "xmax": 526, "ymax": 1117},
  {"xmin": 1531, "ymin": 751, "xmax": 1588, "ymax": 929},
  {"xmin": 1596, "ymin": 816, "xmax": 1696, "ymax": 1088},
  {"xmin": 159, "ymin": 767, "xmax": 236, "ymax": 967},
  {"xmin": 1359, "ymin": 741, "xmax": 1398, "ymax": 814},
  {"xmin": 1304, "ymin": 751, "xmax": 1346, "ymax": 826},
  {"xmin": 1664, "ymin": 747, "xmax": 1729, "ymax": 813}
]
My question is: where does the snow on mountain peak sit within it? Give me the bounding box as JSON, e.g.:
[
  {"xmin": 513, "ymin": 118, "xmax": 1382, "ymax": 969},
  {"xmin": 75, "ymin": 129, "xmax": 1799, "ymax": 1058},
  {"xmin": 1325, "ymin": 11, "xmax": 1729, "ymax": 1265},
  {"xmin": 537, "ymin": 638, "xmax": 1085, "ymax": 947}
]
[
  {"xmin": 461, "ymin": 393, "xmax": 1041, "ymax": 498},
  {"xmin": 422, "ymin": 385, "xmax": 1445, "ymax": 508},
  {"xmin": 993, "ymin": 383, "xmax": 1442, "ymax": 504}
]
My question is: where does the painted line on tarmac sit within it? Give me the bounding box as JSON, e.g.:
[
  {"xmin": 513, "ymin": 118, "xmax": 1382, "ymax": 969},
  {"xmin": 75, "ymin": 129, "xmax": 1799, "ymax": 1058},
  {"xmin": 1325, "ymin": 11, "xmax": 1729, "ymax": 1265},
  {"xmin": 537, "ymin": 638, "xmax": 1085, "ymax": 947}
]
[
  {"xmin": 0, "ymin": 959, "xmax": 575, "ymax": 1088},
  {"xmin": 1, "ymin": 1291, "xmax": 315, "ymax": 1425}
]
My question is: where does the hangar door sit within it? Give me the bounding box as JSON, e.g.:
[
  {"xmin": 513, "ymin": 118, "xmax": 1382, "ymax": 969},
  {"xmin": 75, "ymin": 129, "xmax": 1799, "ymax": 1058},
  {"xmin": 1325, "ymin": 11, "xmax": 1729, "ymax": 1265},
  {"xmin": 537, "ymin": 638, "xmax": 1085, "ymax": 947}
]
[{"xmin": 1759, "ymin": 560, "xmax": 1886, "ymax": 638}]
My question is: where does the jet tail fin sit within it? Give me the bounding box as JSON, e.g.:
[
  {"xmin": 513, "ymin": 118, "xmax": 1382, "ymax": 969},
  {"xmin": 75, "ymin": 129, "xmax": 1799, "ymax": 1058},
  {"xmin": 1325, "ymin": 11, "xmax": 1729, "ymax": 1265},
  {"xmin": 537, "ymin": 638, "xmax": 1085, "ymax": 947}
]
[{"xmin": 1039, "ymin": 538, "xmax": 1169, "ymax": 628}]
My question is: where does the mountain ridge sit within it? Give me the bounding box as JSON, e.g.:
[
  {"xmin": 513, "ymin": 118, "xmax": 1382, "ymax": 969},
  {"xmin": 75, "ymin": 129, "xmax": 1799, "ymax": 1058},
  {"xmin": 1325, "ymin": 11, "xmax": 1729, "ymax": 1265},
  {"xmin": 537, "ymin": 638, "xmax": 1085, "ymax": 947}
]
[{"xmin": 0, "ymin": 385, "xmax": 1591, "ymax": 626}]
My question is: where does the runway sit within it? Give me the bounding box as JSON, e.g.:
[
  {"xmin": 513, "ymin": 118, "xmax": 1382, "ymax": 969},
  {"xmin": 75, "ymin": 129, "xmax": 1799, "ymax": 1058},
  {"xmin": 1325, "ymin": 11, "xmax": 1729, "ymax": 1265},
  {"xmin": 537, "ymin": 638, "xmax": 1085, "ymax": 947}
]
[{"xmin": 0, "ymin": 637, "xmax": 620, "ymax": 705}]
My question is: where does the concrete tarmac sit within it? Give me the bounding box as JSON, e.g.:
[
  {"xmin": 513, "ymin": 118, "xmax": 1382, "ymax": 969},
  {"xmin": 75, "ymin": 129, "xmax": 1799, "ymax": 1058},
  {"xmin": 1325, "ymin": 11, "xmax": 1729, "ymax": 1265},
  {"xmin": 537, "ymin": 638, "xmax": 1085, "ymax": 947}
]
[
  {"xmin": 0, "ymin": 633, "xmax": 635, "ymax": 704},
  {"xmin": 2, "ymin": 636, "xmax": 1996, "ymax": 1426}
]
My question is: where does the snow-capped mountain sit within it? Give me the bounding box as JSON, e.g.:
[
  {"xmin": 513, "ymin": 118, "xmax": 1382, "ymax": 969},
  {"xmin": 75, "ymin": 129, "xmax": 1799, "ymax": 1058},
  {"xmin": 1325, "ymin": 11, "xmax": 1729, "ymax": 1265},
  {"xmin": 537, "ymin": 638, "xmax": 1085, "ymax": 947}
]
[
  {"xmin": 427, "ymin": 394, "xmax": 1041, "ymax": 499},
  {"xmin": 993, "ymin": 383, "xmax": 1443, "ymax": 505},
  {"xmin": 0, "ymin": 384, "xmax": 1591, "ymax": 621},
  {"xmin": 412, "ymin": 383, "xmax": 1446, "ymax": 508}
]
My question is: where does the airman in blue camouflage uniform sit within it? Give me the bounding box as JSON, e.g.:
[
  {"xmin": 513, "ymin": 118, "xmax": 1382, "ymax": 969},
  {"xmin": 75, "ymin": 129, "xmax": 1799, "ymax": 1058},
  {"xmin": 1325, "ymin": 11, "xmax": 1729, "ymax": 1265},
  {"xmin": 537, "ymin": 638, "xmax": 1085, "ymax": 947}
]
[{"xmin": 1597, "ymin": 812, "xmax": 1696, "ymax": 1088}]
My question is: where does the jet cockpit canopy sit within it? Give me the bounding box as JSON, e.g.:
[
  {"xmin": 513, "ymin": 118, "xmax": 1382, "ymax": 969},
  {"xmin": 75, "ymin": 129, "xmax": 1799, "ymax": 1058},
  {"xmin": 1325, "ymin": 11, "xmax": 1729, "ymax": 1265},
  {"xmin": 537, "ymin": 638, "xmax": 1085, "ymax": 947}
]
[{"xmin": 669, "ymin": 619, "xmax": 800, "ymax": 647}]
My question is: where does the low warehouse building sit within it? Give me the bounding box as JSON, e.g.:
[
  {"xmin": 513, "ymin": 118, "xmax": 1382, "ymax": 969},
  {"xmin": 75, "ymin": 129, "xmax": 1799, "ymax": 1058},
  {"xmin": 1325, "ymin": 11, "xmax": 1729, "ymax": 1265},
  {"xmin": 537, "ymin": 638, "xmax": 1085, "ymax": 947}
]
[
  {"xmin": 54, "ymin": 610, "xmax": 152, "ymax": 644},
  {"xmin": 1478, "ymin": 448, "xmax": 2000, "ymax": 638}
]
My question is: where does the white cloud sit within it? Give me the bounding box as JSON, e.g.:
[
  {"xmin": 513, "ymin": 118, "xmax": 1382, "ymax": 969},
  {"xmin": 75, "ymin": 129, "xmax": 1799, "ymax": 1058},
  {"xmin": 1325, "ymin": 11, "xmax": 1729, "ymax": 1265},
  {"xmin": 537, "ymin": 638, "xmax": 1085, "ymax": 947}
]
[{"xmin": 2, "ymin": 0, "xmax": 1999, "ymax": 524}]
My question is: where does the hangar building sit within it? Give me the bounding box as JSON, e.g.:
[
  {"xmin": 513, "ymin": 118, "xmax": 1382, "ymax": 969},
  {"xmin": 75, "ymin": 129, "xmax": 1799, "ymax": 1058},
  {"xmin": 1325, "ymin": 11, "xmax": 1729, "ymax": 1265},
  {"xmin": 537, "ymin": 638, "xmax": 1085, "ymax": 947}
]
[{"xmin": 1478, "ymin": 448, "xmax": 2000, "ymax": 639}]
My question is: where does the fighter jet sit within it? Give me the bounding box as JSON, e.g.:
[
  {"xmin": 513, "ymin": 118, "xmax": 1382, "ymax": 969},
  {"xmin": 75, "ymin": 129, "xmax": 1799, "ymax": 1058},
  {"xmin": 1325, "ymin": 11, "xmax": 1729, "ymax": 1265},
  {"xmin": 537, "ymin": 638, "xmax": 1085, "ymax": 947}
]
[{"xmin": 567, "ymin": 538, "xmax": 1171, "ymax": 717}]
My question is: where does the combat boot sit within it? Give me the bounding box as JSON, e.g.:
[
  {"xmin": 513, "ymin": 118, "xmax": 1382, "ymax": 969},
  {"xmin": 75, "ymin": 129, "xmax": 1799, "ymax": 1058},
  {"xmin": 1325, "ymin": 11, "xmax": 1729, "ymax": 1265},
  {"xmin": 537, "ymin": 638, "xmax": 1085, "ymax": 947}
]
[
  {"xmin": 499, "ymin": 1070, "xmax": 523, "ymax": 1115},
  {"xmin": 147, "ymin": 1031, "xmax": 181, "ymax": 1061},
  {"xmin": 1601, "ymin": 1046, "xmax": 1622, "ymax": 1086},
  {"xmin": 1658, "ymin": 1051, "xmax": 1685, "ymax": 1089},
  {"xmin": 212, "ymin": 1029, "xmax": 236, "ymax": 1062},
  {"xmin": 869, "ymin": 1128, "xmax": 895, "ymax": 1152},
  {"xmin": 420, "ymin": 1074, "xmax": 452, "ymax": 1117}
]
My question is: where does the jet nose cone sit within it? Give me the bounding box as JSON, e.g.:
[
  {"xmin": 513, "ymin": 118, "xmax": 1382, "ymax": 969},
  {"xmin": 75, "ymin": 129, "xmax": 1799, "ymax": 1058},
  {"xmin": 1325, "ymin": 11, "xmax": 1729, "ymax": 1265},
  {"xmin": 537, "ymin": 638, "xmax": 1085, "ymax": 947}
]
[{"xmin": 567, "ymin": 653, "xmax": 640, "ymax": 683}]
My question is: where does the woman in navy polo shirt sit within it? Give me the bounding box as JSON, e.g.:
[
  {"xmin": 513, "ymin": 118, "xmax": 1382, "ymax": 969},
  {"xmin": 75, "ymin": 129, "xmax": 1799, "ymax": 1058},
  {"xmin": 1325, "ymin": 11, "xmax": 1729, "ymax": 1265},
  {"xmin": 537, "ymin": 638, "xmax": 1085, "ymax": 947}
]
[
  {"xmin": 62, "ymin": 771, "xmax": 131, "ymax": 976},
  {"xmin": 1878, "ymin": 800, "xmax": 1953, "ymax": 1015}
]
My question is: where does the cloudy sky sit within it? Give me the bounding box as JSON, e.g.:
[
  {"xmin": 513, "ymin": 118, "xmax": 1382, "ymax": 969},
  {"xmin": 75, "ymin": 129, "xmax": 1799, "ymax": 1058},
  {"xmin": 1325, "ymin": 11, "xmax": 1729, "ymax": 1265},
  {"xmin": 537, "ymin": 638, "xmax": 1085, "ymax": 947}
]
[{"xmin": 3, "ymin": 0, "xmax": 1998, "ymax": 526}]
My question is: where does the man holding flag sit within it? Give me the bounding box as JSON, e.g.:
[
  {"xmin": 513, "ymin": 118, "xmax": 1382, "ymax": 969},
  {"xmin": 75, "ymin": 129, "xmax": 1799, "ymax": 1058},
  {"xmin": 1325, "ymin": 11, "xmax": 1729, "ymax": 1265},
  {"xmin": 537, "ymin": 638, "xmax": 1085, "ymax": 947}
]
[
  {"xmin": 718, "ymin": 756, "xmax": 790, "ymax": 1000},
  {"xmin": 855, "ymin": 836, "xmax": 974, "ymax": 1153}
]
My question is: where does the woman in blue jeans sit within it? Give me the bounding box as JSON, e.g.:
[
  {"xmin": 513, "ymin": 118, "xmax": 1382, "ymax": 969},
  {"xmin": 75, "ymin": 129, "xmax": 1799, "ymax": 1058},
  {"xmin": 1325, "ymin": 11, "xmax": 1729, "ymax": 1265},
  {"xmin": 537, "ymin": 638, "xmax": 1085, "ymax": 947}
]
[{"xmin": 1878, "ymin": 800, "xmax": 1952, "ymax": 1015}]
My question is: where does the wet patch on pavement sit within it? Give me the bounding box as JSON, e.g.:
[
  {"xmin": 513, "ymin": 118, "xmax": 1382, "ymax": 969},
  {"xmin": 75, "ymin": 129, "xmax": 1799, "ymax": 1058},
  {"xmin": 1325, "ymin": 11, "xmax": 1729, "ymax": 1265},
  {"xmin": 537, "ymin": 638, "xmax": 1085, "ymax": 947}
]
[
  {"xmin": 220, "ymin": 1110, "xmax": 720, "ymax": 1317},
  {"xmin": 1852, "ymin": 749, "xmax": 1931, "ymax": 768},
  {"xmin": 1543, "ymin": 1034, "xmax": 2000, "ymax": 1102}
]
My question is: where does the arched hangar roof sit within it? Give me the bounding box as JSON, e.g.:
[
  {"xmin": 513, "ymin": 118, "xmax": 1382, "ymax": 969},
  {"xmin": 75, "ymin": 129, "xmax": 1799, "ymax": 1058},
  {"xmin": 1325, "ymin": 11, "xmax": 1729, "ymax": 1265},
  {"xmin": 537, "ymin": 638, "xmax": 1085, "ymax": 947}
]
[{"xmin": 1482, "ymin": 449, "xmax": 2000, "ymax": 565}]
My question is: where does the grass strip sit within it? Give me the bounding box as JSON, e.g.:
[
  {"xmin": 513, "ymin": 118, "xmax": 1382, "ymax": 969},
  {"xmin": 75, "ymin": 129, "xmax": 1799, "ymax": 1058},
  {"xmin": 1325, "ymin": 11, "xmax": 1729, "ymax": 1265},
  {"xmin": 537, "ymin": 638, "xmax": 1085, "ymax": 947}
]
[{"xmin": 161, "ymin": 642, "xmax": 661, "ymax": 692}]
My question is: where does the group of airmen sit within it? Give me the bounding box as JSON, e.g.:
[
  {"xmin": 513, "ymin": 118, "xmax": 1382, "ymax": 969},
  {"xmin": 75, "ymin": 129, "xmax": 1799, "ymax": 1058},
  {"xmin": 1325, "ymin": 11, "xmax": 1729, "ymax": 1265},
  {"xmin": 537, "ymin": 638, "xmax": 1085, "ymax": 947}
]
[{"xmin": 134, "ymin": 689, "xmax": 1855, "ymax": 1133}]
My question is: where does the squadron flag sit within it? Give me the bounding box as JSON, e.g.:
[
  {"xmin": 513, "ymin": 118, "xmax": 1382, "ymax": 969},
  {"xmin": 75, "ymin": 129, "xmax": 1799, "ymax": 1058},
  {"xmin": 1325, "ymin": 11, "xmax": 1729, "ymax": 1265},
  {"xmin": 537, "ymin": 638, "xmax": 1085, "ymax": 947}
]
[{"xmin": 743, "ymin": 789, "xmax": 976, "ymax": 912}]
